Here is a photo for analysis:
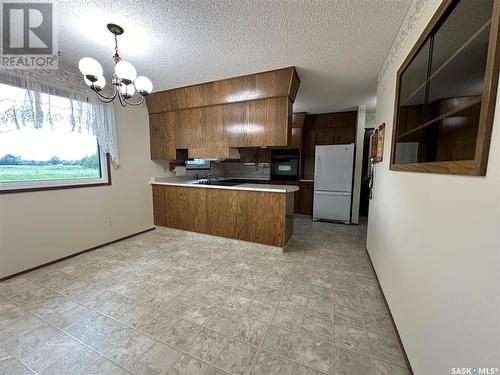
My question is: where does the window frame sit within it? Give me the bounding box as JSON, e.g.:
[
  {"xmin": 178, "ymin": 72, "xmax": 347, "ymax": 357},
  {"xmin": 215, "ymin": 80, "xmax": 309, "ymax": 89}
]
[
  {"xmin": 390, "ymin": 0, "xmax": 500, "ymax": 175},
  {"xmin": 0, "ymin": 146, "xmax": 111, "ymax": 194},
  {"xmin": 185, "ymin": 159, "xmax": 211, "ymax": 170}
]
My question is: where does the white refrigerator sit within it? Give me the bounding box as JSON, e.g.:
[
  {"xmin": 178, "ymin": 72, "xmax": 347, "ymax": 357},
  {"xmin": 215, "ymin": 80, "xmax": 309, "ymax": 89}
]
[{"xmin": 313, "ymin": 144, "xmax": 354, "ymax": 224}]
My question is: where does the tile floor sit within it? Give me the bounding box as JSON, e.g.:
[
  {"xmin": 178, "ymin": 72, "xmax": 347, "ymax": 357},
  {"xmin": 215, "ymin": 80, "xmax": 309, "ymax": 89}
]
[{"xmin": 0, "ymin": 216, "xmax": 409, "ymax": 375}]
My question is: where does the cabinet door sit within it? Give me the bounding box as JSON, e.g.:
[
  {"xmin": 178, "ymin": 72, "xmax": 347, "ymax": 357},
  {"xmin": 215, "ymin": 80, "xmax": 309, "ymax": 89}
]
[
  {"xmin": 295, "ymin": 181, "xmax": 313, "ymax": 215},
  {"xmin": 240, "ymin": 148, "xmax": 271, "ymax": 163},
  {"xmin": 149, "ymin": 113, "xmax": 176, "ymax": 160},
  {"xmin": 161, "ymin": 186, "xmax": 207, "ymax": 233},
  {"xmin": 206, "ymin": 189, "xmax": 238, "ymax": 238}
]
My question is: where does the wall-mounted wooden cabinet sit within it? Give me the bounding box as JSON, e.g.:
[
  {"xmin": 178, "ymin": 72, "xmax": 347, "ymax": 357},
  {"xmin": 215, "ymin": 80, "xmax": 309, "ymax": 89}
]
[
  {"xmin": 149, "ymin": 113, "xmax": 176, "ymax": 160},
  {"xmin": 288, "ymin": 112, "xmax": 305, "ymax": 149},
  {"xmin": 146, "ymin": 67, "xmax": 300, "ymax": 160},
  {"xmin": 147, "ymin": 67, "xmax": 300, "ymax": 113},
  {"xmin": 240, "ymin": 148, "xmax": 271, "ymax": 163},
  {"xmin": 391, "ymin": 0, "xmax": 500, "ymax": 175}
]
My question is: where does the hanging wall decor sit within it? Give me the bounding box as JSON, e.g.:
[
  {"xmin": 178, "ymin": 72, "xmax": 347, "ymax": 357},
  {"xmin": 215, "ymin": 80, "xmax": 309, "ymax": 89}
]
[{"xmin": 371, "ymin": 123, "xmax": 385, "ymax": 164}]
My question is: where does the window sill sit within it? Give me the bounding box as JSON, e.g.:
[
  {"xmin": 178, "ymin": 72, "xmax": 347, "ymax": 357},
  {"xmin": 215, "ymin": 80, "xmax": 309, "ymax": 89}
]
[{"xmin": 0, "ymin": 180, "xmax": 111, "ymax": 194}]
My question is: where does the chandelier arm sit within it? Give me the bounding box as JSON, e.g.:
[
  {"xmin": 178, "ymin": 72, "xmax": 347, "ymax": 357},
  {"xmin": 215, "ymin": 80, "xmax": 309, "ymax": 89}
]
[
  {"xmin": 93, "ymin": 84, "xmax": 118, "ymax": 103},
  {"xmin": 117, "ymin": 91, "xmax": 127, "ymax": 107},
  {"xmin": 123, "ymin": 95, "xmax": 145, "ymax": 107}
]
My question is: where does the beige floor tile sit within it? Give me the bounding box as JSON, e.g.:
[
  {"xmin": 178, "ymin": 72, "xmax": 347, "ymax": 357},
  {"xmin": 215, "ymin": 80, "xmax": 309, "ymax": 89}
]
[
  {"xmin": 245, "ymin": 301, "xmax": 276, "ymax": 323},
  {"xmin": 0, "ymin": 278, "xmax": 38, "ymax": 299},
  {"xmin": 368, "ymin": 333, "xmax": 405, "ymax": 367},
  {"xmin": 333, "ymin": 346, "xmax": 372, "ymax": 375},
  {"xmin": 293, "ymin": 335, "xmax": 333, "ymax": 374},
  {"xmin": 137, "ymin": 310, "xmax": 177, "ymax": 339},
  {"xmin": 232, "ymin": 317, "xmax": 267, "ymax": 346},
  {"xmin": 160, "ymin": 318, "xmax": 202, "ymax": 351},
  {"xmin": 129, "ymin": 341, "xmax": 181, "ymax": 375},
  {"xmin": 188, "ymin": 328, "xmax": 226, "ymax": 364},
  {"xmin": 39, "ymin": 344, "xmax": 100, "ymax": 375},
  {"xmin": 333, "ymin": 324, "xmax": 370, "ymax": 355},
  {"xmin": 250, "ymin": 351, "xmax": 294, "ymax": 375},
  {"xmin": 84, "ymin": 357, "xmax": 131, "ymax": 375},
  {"xmin": 301, "ymin": 314, "xmax": 333, "ymax": 342},
  {"xmin": 21, "ymin": 332, "xmax": 80, "ymax": 373},
  {"xmin": 261, "ymin": 326, "xmax": 298, "ymax": 359},
  {"xmin": 372, "ymin": 358, "xmax": 410, "ymax": 375},
  {"xmin": 215, "ymin": 339, "xmax": 257, "ymax": 375},
  {"xmin": 166, "ymin": 354, "xmax": 217, "ymax": 375},
  {"xmin": 272, "ymin": 307, "xmax": 302, "ymax": 332}
]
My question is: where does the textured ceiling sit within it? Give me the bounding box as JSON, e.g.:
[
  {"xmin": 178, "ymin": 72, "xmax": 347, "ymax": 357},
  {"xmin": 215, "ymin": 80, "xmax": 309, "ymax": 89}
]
[{"xmin": 55, "ymin": 0, "xmax": 412, "ymax": 113}]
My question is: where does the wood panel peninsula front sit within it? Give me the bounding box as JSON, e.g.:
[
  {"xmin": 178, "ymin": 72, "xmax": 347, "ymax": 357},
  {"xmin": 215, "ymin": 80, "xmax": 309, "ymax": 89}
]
[{"xmin": 150, "ymin": 178, "xmax": 298, "ymax": 247}]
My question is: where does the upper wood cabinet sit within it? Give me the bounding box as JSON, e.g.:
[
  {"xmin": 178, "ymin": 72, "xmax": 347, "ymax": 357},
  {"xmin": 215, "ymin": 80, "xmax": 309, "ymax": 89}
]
[
  {"xmin": 146, "ymin": 67, "xmax": 300, "ymax": 113},
  {"xmin": 149, "ymin": 113, "xmax": 176, "ymax": 160},
  {"xmin": 239, "ymin": 148, "xmax": 271, "ymax": 163},
  {"xmin": 146, "ymin": 67, "xmax": 299, "ymax": 159},
  {"xmin": 391, "ymin": 0, "xmax": 500, "ymax": 175},
  {"xmin": 173, "ymin": 97, "xmax": 291, "ymax": 150}
]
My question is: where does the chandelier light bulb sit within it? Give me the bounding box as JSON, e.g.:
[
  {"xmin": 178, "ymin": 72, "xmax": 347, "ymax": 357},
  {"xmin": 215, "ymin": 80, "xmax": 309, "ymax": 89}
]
[
  {"xmin": 78, "ymin": 57, "xmax": 103, "ymax": 80},
  {"xmin": 84, "ymin": 75, "xmax": 106, "ymax": 91},
  {"xmin": 114, "ymin": 60, "xmax": 137, "ymax": 84},
  {"xmin": 134, "ymin": 76, "xmax": 153, "ymax": 96},
  {"xmin": 119, "ymin": 83, "xmax": 135, "ymax": 98}
]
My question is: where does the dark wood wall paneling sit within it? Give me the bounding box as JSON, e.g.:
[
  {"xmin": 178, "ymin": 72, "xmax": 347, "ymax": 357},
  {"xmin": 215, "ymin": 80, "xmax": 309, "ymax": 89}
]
[{"xmin": 301, "ymin": 111, "xmax": 357, "ymax": 180}]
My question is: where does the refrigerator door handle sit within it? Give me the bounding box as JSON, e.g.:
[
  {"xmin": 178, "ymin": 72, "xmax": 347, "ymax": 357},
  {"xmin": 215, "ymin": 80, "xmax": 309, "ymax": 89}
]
[{"xmin": 315, "ymin": 155, "xmax": 320, "ymax": 189}]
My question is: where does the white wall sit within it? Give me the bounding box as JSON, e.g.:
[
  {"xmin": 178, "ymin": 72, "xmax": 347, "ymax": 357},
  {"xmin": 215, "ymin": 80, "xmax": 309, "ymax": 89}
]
[
  {"xmin": 367, "ymin": 1, "xmax": 500, "ymax": 373},
  {"xmin": 0, "ymin": 103, "xmax": 164, "ymax": 278}
]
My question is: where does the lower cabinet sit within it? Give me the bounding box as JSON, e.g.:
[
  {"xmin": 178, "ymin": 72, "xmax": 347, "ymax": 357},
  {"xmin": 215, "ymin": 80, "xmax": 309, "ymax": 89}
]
[
  {"xmin": 295, "ymin": 181, "xmax": 314, "ymax": 215},
  {"xmin": 152, "ymin": 185, "xmax": 293, "ymax": 247}
]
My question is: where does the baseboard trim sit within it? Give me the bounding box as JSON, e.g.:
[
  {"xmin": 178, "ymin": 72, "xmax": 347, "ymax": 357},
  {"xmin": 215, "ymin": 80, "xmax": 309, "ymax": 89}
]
[
  {"xmin": 0, "ymin": 227, "xmax": 156, "ymax": 282},
  {"xmin": 365, "ymin": 247, "xmax": 414, "ymax": 374}
]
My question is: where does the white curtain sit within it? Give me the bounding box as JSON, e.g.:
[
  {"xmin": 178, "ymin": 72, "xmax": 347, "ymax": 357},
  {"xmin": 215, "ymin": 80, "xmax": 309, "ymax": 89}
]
[{"xmin": 0, "ymin": 66, "xmax": 120, "ymax": 166}]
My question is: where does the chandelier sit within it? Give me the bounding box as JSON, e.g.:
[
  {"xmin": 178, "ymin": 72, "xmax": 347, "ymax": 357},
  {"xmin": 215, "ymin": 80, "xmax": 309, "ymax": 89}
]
[{"xmin": 78, "ymin": 23, "xmax": 153, "ymax": 107}]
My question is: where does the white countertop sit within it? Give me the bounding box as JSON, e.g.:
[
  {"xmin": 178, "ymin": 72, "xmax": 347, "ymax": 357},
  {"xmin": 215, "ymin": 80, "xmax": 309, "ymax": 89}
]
[{"xmin": 150, "ymin": 177, "xmax": 299, "ymax": 193}]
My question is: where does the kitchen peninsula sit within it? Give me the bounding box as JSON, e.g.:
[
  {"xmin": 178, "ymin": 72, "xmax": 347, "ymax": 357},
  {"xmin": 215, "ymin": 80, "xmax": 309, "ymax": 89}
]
[{"xmin": 151, "ymin": 177, "xmax": 298, "ymax": 247}]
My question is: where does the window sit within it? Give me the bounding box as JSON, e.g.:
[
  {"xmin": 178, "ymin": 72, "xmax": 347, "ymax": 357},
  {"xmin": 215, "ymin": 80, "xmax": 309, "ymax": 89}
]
[
  {"xmin": 185, "ymin": 159, "xmax": 211, "ymax": 170},
  {"xmin": 391, "ymin": 0, "xmax": 500, "ymax": 175},
  {"xmin": 0, "ymin": 83, "xmax": 110, "ymax": 192}
]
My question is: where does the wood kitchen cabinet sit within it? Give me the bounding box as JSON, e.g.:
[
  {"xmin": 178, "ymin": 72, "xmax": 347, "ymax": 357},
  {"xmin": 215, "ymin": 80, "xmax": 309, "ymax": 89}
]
[
  {"xmin": 146, "ymin": 67, "xmax": 300, "ymax": 160},
  {"xmin": 149, "ymin": 113, "xmax": 176, "ymax": 160},
  {"xmin": 153, "ymin": 184, "xmax": 294, "ymax": 247},
  {"xmin": 153, "ymin": 185, "xmax": 207, "ymax": 232},
  {"xmin": 173, "ymin": 97, "xmax": 291, "ymax": 153},
  {"xmin": 239, "ymin": 148, "xmax": 271, "ymax": 163},
  {"xmin": 147, "ymin": 67, "xmax": 300, "ymax": 113},
  {"xmin": 295, "ymin": 181, "xmax": 314, "ymax": 215},
  {"xmin": 289, "ymin": 112, "xmax": 305, "ymax": 149}
]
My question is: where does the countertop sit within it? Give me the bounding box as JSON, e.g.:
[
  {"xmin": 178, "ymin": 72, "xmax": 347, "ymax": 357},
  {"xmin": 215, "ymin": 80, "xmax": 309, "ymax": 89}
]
[{"xmin": 150, "ymin": 177, "xmax": 299, "ymax": 193}]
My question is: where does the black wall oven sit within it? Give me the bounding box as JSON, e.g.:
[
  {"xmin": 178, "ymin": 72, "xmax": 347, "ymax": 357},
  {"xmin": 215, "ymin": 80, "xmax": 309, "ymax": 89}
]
[{"xmin": 270, "ymin": 150, "xmax": 300, "ymax": 180}]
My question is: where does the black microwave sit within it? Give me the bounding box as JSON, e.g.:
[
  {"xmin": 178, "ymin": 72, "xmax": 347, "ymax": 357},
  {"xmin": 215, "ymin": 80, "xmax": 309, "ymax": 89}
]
[{"xmin": 270, "ymin": 150, "xmax": 300, "ymax": 180}]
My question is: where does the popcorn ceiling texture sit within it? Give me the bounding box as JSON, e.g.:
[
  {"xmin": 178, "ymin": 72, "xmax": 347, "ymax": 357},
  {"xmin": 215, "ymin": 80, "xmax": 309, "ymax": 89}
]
[{"xmin": 54, "ymin": 0, "xmax": 411, "ymax": 113}]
